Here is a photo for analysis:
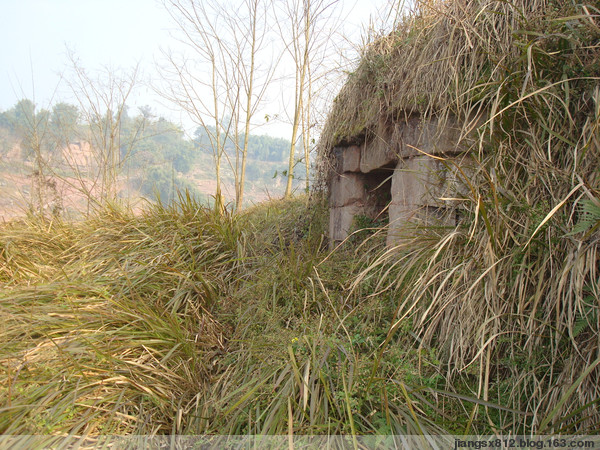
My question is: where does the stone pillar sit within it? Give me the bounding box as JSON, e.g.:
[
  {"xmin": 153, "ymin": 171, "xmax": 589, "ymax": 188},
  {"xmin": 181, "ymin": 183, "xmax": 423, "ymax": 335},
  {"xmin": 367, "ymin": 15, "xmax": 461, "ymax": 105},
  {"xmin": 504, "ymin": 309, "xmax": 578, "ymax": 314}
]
[
  {"xmin": 329, "ymin": 172, "xmax": 367, "ymax": 244},
  {"xmin": 387, "ymin": 156, "xmax": 469, "ymax": 246}
]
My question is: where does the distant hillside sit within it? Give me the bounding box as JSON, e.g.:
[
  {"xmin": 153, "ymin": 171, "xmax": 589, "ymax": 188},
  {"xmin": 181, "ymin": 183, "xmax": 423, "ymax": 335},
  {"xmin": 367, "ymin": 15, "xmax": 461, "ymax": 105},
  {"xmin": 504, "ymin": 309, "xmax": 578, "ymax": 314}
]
[{"xmin": 0, "ymin": 101, "xmax": 305, "ymax": 218}]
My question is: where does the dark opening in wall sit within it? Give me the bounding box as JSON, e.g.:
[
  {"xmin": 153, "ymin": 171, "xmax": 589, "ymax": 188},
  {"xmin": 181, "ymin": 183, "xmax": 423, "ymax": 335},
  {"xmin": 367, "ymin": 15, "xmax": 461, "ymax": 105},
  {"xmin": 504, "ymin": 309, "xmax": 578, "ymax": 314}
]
[{"xmin": 362, "ymin": 164, "xmax": 394, "ymax": 225}]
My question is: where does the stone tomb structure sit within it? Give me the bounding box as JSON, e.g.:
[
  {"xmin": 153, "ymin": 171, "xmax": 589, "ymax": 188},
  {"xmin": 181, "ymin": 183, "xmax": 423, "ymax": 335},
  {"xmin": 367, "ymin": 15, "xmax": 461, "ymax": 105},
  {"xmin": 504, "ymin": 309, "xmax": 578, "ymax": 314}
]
[{"xmin": 328, "ymin": 116, "xmax": 472, "ymax": 246}]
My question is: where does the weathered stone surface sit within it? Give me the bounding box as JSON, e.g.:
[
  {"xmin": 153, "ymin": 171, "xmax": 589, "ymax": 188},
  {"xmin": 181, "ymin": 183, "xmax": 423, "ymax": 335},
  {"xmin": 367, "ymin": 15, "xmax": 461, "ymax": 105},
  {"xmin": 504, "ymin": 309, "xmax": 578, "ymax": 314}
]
[
  {"xmin": 331, "ymin": 147, "xmax": 344, "ymax": 174},
  {"xmin": 327, "ymin": 112, "xmax": 479, "ymax": 247},
  {"xmin": 360, "ymin": 138, "xmax": 399, "ymax": 173},
  {"xmin": 386, "ymin": 205, "xmax": 417, "ymax": 247},
  {"xmin": 391, "ymin": 157, "xmax": 453, "ymax": 208},
  {"xmin": 329, "ymin": 205, "xmax": 364, "ymax": 243},
  {"xmin": 342, "ymin": 145, "xmax": 361, "ymax": 172},
  {"xmin": 360, "ymin": 118, "xmax": 399, "ymax": 173},
  {"xmin": 392, "ymin": 156, "xmax": 474, "ymax": 205},
  {"xmin": 329, "ymin": 172, "xmax": 366, "ymax": 208},
  {"xmin": 385, "ymin": 155, "xmax": 474, "ymax": 246},
  {"xmin": 393, "ymin": 116, "xmax": 462, "ymax": 159},
  {"xmin": 386, "ymin": 204, "xmax": 457, "ymax": 246},
  {"xmin": 330, "ymin": 145, "xmax": 362, "ymax": 174}
]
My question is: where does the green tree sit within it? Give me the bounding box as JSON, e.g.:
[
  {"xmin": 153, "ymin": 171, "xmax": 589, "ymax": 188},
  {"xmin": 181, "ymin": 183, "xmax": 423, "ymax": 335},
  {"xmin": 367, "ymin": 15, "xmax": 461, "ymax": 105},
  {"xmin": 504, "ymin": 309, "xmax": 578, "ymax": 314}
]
[{"xmin": 49, "ymin": 102, "xmax": 80, "ymax": 149}]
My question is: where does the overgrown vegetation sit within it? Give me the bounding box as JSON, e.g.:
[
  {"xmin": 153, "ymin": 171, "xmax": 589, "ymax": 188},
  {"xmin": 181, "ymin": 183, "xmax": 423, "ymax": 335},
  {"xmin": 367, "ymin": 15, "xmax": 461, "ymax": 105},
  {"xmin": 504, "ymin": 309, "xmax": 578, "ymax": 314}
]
[
  {"xmin": 0, "ymin": 195, "xmax": 457, "ymax": 436},
  {"xmin": 318, "ymin": 0, "xmax": 600, "ymax": 433},
  {"xmin": 2, "ymin": 191, "xmax": 595, "ymax": 436},
  {"xmin": 1, "ymin": 0, "xmax": 599, "ymax": 439}
]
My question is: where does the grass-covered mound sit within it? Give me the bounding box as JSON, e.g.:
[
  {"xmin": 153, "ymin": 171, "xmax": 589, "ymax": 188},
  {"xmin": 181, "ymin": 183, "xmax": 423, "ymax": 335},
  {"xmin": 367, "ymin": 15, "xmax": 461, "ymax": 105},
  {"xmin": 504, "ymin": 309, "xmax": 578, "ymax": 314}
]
[
  {"xmin": 1, "ymin": 190, "xmax": 598, "ymax": 436},
  {"xmin": 0, "ymin": 196, "xmax": 454, "ymax": 436},
  {"xmin": 318, "ymin": 0, "xmax": 600, "ymax": 432},
  {"xmin": 318, "ymin": 0, "xmax": 599, "ymax": 150}
]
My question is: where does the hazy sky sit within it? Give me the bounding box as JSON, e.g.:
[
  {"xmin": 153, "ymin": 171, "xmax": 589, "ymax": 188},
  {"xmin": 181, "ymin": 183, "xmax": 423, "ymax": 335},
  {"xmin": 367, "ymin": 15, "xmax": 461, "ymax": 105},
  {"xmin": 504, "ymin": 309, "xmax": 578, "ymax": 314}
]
[
  {"xmin": 0, "ymin": 0, "xmax": 392, "ymax": 137},
  {"xmin": 1, "ymin": 0, "xmax": 173, "ymax": 108}
]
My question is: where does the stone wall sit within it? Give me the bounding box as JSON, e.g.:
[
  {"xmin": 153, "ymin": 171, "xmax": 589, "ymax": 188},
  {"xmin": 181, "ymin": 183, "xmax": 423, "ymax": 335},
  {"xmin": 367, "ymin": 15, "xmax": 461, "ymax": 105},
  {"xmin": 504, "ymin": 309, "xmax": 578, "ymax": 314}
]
[{"xmin": 328, "ymin": 115, "xmax": 473, "ymax": 246}]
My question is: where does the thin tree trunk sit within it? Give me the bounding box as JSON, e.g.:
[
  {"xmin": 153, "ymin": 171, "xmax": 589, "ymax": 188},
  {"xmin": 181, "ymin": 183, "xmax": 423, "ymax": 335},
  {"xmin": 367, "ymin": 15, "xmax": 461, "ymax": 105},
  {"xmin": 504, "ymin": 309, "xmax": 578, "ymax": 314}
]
[
  {"xmin": 238, "ymin": 6, "xmax": 257, "ymax": 211},
  {"xmin": 285, "ymin": 0, "xmax": 310, "ymax": 198}
]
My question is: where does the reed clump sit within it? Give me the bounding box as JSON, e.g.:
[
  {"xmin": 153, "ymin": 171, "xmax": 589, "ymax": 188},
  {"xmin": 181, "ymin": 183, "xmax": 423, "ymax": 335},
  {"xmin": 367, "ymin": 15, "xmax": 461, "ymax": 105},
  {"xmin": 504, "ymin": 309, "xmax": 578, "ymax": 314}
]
[
  {"xmin": 319, "ymin": 0, "xmax": 600, "ymax": 433},
  {"xmin": 1, "ymin": 195, "xmax": 451, "ymax": 436}
]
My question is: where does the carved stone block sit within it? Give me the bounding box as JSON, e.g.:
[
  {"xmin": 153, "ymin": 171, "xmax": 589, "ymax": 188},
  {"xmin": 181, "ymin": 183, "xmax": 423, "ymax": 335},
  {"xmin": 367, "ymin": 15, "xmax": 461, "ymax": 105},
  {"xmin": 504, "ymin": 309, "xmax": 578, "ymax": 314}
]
[
  {"xmin": 329, "ymin": 205, "xmax": 364, "ymax": 243},
  {"xmin": 329, "ymin": 172, "xmax": 366, "ymax": 208}
]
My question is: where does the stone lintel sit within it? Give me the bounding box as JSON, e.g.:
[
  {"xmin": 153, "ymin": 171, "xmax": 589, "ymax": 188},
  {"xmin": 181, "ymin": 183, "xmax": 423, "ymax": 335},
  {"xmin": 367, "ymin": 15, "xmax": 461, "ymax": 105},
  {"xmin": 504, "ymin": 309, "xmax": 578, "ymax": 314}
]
[
  {"xmin": 331, "ymin": 145, "xmax": 362, "ymax": 175},
  {"xmin": 360, "ymin": 137, "xmax": 399, "ymax": 173},
  {"xmin": 393, "ymin": 116, "xmax": 463, "ymax": 158},
  {"xmin": 359, "ymin": 117, "xmax": 399, "ymax": 173}
]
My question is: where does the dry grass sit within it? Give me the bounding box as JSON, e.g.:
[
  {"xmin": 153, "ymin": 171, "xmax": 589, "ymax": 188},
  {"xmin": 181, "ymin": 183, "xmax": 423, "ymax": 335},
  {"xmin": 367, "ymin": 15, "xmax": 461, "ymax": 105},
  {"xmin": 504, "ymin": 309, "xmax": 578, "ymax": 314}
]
[
  {"xmin": 321, "ymin": 0, "xmax": 600, "ymax": 433},
  {"xmin": 5, "ymin": 192, "xmax": 516, "ymax": 437},
  {"xmin": 2, "ymin": 189, "xmax": 596, "ymax": 435},
  {"xmin": 2, "ymin": 0, "xmax": 600, "ymax": 437},
  {"xmin": 0, "ymin": 198, "xmax": 233, "ymax": 435},
  {"xmin": 318, "ymin": 0, "xmax": 586, "ymax": 152},
  {"xmin": 1, "ymin": 195, "xmax": 460, "ymax": 436}
]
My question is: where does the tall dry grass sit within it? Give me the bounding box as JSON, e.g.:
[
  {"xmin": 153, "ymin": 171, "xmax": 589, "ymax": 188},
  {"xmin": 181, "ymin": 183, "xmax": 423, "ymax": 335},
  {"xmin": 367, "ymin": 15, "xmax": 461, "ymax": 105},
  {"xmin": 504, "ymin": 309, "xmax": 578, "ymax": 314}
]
[
  {"xmin": 1, "ymin": 196, "xmax": 234, "ymax": 434},
  {"xmin": 2, "ymin": 0, "xmax": 600, "ymax": 437},
  {"xmin": 321, "ymin": 0, "xmax": 600, "ymax": 433},
  {"xmin": 2, "ymin": 195, "xmax": 463, "ymax": 436}
]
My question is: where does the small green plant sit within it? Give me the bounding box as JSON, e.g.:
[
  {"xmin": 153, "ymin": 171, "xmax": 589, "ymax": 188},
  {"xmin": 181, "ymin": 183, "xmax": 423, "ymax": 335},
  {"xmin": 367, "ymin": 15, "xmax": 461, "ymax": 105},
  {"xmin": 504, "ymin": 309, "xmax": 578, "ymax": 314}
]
[{"xmin": 568, "ymin": 198, "xmax": 600, "ymax": 238}]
